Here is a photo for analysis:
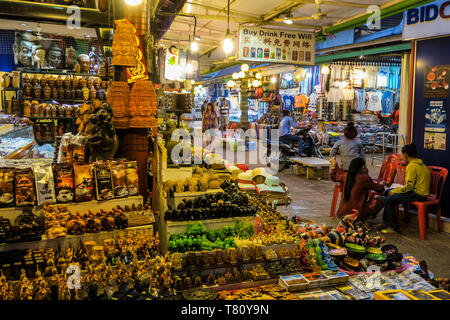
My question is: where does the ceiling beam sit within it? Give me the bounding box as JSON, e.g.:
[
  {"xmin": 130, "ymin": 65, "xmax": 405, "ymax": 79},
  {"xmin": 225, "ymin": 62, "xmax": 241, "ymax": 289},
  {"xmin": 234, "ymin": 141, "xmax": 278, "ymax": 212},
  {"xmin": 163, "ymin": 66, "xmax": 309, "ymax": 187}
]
[
  {"xmin": 197, "ymin": 0, "xmax": 238, "ymax": 33},
  {"xmin": 187, "ymin": 1, "xmax": 259, "ymax": 19},
  {"xmin": 301, "ymin": 0, "xmax": 374, "ymax": 9},
  {"xmin": 190, "ymin": 14, "xmax": 259, "ymax": 23},
  {"xmin": 263, "ymin": 1, "xmax": 301, "ymax": 22},
  {"xmin": 261, "ymin": 22, "xmax": 321, "ymax": 30}
]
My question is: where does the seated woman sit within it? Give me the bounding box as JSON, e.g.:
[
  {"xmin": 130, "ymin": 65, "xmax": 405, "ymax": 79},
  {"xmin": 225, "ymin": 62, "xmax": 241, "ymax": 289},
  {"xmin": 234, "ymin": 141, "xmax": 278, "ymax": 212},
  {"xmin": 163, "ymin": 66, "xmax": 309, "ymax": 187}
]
[{"xmin": 330, "ymin": 157, "xmax": 385, "ymax": 220}]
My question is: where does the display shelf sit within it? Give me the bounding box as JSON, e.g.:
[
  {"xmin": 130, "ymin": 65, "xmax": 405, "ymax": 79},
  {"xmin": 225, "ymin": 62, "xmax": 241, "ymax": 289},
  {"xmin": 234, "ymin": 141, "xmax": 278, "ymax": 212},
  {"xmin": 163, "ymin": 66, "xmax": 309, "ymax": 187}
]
[
  {"xmin": 160, "ymin": 215, "xmax": 256, "ymax": 255},
  {"xmin": 19, "ymin": 69, "xmax": 103, "ymax": 78},
  {"xmin": 5, "ymin": 141, "xmax": 36, "ymax": 159},
  {"xmin": 24, "ymin": 98, "xmax": 94, "ymax": 104},
  {"xmin": 28, "ymin": 117, "xmax": 74, "ymax": 121},
  {"xmin": 0, "ymin": 224, "xmax": 154, "ymax": 252}
]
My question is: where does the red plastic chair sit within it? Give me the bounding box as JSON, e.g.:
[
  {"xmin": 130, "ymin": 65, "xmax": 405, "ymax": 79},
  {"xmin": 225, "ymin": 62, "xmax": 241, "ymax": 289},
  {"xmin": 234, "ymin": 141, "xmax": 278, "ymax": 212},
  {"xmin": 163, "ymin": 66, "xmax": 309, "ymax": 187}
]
[
  {"xmin": 374, "ymin": 154, "xmax": 402, "ymax": 184},
  {"xmin": 330, "ymin": 164, "xmax": 347, "ymax": 218},
  {"xmin": 409, "ymin": 166, "xmax": 448, "ymax": 240}
]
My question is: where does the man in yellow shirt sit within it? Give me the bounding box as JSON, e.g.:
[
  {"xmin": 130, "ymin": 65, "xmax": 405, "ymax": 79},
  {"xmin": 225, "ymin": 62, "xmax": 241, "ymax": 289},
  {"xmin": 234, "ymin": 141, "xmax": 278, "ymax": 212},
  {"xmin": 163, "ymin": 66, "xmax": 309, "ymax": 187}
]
[{"xmin": 382, "ymin": 143, "xmax": 431, "ymax": 234}]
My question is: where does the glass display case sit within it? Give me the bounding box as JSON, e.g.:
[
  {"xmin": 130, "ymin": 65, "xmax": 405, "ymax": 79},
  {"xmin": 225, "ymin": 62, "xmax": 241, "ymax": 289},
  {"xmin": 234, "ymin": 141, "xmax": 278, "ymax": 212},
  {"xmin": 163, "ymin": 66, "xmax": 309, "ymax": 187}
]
[{"xmin": 0, "ymin": 125, "xmax": 35, "ymax": 159}]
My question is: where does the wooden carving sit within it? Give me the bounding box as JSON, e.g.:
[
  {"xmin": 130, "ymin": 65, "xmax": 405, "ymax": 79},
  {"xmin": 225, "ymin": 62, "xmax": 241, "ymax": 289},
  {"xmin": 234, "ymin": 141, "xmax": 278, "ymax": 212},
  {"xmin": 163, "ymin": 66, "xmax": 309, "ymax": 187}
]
[
  {"xmin": 107, "ymin": 81, "xmax": 130, "ymax": 129},
  {"xmin": 112, "ymin": 19, "xmax": 138, "ymax": 67}
]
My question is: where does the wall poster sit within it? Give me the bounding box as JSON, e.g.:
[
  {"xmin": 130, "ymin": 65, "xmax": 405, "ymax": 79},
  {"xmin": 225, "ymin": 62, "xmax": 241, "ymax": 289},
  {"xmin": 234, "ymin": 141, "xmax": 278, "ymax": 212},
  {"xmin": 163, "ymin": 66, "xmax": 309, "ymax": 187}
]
[
  {"xmin": 425, "ymin": 100, "xmax": 447, "ymax": 132},
  {"xmin": 424, "ymin": 65, "xmax": 450, "ymax": 98},
  {"xmin": 424, "ymin": 131, "xmax": 446, "ymax": 150}
]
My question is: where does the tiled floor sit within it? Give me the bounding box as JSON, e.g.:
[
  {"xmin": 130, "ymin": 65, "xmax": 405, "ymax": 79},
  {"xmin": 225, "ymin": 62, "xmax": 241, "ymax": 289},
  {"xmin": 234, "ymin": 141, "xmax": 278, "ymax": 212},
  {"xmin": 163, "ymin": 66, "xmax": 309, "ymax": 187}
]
[{"xmin": 272, "ymin": 157, "xmax": 450, "ymax": 278}]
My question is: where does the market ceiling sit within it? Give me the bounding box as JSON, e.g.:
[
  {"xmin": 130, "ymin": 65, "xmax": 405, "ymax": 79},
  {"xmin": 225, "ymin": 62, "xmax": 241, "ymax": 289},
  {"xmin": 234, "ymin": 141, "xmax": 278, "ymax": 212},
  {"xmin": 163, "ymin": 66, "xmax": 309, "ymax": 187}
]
[{"xmin": 159, "ymin": 0, "xmax": 434, "ymax": 72}]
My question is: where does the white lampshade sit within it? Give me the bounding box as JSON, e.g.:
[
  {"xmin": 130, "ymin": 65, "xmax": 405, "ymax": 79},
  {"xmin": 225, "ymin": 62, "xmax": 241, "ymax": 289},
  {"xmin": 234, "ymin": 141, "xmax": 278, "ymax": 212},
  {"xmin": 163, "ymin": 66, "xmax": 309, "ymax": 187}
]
[
  {"xmin": 190, "ymin": 41, "xmax": 199, "ymax": 52},
  {"xmin": 223, "ymin": 37, "xmax": 234, "ymax": 54},
  {"xmin": 238, "ymin": 71, "xmax": 245, "ymax": 78},
  {"xmin": 232, "ymin": 72, "xmax": 239, "ymax": 80},
  {"xmin": 241, "ymin": 64, "xmax": 249, "ymax": 72}
]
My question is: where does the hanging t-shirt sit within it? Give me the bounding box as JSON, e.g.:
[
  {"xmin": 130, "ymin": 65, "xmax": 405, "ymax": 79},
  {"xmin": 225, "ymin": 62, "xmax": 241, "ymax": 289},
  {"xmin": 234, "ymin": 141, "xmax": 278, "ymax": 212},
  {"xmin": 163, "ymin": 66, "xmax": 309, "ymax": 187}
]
[
  {"xmin": 283, "ymin": 95, "xmax": 295, "ymax": 111},
  {"xmin": 327, "ymin": 87, "xmax": 341, "ymax": 103},
  {"xmin": 341, "ymin": 88, "xmax": 354, "ymax": 101},
  {"xmin": 381, "ymin": 91, "xmax": 394, "ymax": 116},
  {"xmin": 377, "ymin": 67, "xmax": 388, "ymax": 87},
  {"xmin": 350, "ymin": 66, "xmax": 363, "ymax": 88},
  {"xmin": 354, "ymin": 89, "xmax": 366, "ymax": 112},
  {"xmin": 367, "ymin": 91, "xmax": 383, "ymax": 112},
  {"xmin": 365, "ymin": 66, "xmax": 379, "ymax": 88},
  {"xmin": 294, "ymin": 94, "xmax": 308, "ymax": 109}
]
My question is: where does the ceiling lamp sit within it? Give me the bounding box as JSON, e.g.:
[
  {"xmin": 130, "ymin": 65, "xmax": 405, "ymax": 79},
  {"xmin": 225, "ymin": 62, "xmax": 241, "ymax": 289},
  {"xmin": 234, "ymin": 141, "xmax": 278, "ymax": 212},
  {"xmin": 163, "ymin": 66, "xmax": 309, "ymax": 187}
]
[
  {"xmin": 227, "ymin": 80, "xmax": 235, "ymax": 88},
  {"xmin": 271, "ymin": 76, "xmax": 277, "ymax": 83},
  {"xmin": 255, "ymin": 72, "xmax": 262, "ymax": 79},
  {"xmin": 321, "ymin": 65, "xmax": 330, "ymax": 75},
  {"xmin": 223, "ymin": 0, "xmax": 234, "ymax": 54},
  {"xmin": 241, "ymin": 64, "xmax": 249, "ymax": 72},
  {"xmin": 125, "ymin": 0, "xmax": 142, "ymax": 5},
  {"xmin": 238, "ymin": 71, "xmax": 245, "ymax": 78},
  {"xmin": 252, "ymin": 80, "xmax": 260, "ymax": 87},
  {"xmin": 284, "ymin": 18, "xmax": 293, "ymax": 24},
  {"xmin": 232, "ymin": 72, "xmax": 239, "ymax": 80},
  {"xmin": 190, "ymin": 41, "xmax": 199, "ymax": 52}
]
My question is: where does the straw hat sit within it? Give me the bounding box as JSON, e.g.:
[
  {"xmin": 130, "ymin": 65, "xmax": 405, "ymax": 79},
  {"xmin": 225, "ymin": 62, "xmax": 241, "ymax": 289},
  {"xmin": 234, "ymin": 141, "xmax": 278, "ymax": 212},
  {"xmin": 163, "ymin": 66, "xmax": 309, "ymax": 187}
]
[
  {"xmin": 256, "ymin": 176, "xmax": 284, "ymax": 193},
  {"xmin": 237, "ymin": 172, "xmax": 255, "ymax": 191},
  {"xmin": 251, "ymin": 168, "xmax": 270, "ymax": 185}
]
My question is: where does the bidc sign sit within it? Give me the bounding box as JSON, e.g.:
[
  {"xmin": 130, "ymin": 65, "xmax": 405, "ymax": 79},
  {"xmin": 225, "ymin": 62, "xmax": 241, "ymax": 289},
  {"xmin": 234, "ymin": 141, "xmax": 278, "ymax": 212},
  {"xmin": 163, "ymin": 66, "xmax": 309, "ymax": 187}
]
[{"xmin": 403, "ymin": 0, "xmax": 450, "ymax": 40}]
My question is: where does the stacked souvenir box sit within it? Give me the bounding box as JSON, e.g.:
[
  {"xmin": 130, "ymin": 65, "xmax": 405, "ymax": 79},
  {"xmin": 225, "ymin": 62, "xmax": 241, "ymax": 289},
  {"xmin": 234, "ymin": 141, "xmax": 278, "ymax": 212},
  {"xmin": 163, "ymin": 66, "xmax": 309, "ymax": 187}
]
[
  {"xmin": 321, "ymin": 270, "xmax": 349, "ymax": 286},
  {"xmin": 278, "ymin": 274, "xmax": 309, "ymax": 292},
  {"xmin": 302, "ymin": 272, "xmax": 329, "ymax": 288}
]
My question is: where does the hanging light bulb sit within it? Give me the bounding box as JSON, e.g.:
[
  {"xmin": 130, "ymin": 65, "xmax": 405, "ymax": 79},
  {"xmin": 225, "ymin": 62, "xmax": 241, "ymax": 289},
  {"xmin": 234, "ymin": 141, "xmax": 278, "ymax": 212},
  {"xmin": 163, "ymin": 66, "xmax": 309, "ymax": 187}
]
[
  {"xmin": 190, "ymin": 41, "xmax": 199, "ymax": 52},
  {"xmin": 271, "ymin": 76, "xmax": 277, "ymax": 83},
  {"xmin": 284, "ymin": 18, "xmax": 293, "ymax": 24},
  {"xmin": 223, "ymin": 0, "xmax": 233, "ymax": 54},
  {"xmin": 232, "ymin": 72, "xmax": 239, "ymax": 80},
  {"xmin": 125, "ymin": 0, "xmax": 142, "ymax": 5},
  {"xmin": 321, "ymin": 65, "xmax": 330, "ymax": 75},
  {"xmin": 191, "ymin": 80, "xmax": 195, "ymax": 84},
  {"xmin": 241, "ymin": 64, "xmax": 249, "ymax": 72},
  {"xmin": 223, "ymin": 36, "xmax": 234, "ymax": 54},
  {"xmin": 252, "ymin": 80, "xmax": 260, "ymax": 87},
  {"xmin": 227, "ymin": 80, "xmax": 235, "ymax": 88},
  {"xmin": 255, "ymin": 72, "xmax": 262, "ymax": 79},
  {"xmin": 185, "ymin": 63, "xmax": 194, "ymax": 74},
  {"xmin": 238, "ymin": 71, "xmax": 245, "ymax": 78}
]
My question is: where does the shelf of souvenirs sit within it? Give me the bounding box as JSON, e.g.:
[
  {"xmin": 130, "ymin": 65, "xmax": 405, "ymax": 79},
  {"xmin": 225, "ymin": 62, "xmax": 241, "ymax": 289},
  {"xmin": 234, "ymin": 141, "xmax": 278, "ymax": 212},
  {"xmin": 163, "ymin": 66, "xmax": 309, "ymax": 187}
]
[
  {"xmin": 24, "ymin": 98, "xmax": 95, "ymax": 105},
  {"xmin": 18, "ymin": 69, "xmax": 105, "ymax": 78},
  {"xmin": 0, "ymin": 224, "xmax": 155, "ymax": 252}
]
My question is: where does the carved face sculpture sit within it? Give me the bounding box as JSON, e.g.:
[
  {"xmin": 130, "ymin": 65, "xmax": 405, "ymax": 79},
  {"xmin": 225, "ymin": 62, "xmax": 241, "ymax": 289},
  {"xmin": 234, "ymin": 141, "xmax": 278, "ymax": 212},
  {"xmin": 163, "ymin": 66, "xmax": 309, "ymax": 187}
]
[
  {"xmin": 77, "ymin": 54, "xmax": 90, "ymax": 73},
  {"xmin": 65, "ymin": 46, "xmax": 77, "ymax": 69},
  {"xmin": 13, "ymin": 33, "xmax": 34, "ymax": 67},
  {"xmin": 33, "ymin": 46, "xmax": 46, "ymax": 68},
  {"xmin": 48, "ymin": 44, "xmax": 63, "ymax": 68}
]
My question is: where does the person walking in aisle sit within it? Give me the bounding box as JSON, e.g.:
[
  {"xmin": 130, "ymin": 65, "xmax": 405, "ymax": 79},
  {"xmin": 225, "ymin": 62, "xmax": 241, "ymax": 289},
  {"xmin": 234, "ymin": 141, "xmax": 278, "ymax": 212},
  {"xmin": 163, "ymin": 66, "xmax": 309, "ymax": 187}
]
[
  {"xmin": 391, "ymin": 103, "xmax": 400, "ymax": 134},
  {"xmin": 279, "ymin": 110, "xmax": 308, "ymax": 156},
  {"xmin": 202, "ymin": 102, "xmax": 219, "ymax": 147},
  {"xmin": 330, "ymin": 122, "xmax": 365, "ymax": 171},
  {"xmin": 381, "ymin": 143, "xmax": 430, "ymax": 234},
  {"xmin": 330, "ymin": 157, "xmax": 385, "ymax": 220},
  {"xmin": 219, "ymin": 97, "xmax": 230, "ymax": 133}
]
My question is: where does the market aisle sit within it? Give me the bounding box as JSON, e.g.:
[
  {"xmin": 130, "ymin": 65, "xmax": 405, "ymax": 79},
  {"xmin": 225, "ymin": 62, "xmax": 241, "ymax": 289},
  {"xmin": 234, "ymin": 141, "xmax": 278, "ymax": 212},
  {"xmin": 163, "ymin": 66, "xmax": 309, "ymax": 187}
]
[{"xmin": 274, "ymin": 160, "xmax": 450, "ymax": 279}]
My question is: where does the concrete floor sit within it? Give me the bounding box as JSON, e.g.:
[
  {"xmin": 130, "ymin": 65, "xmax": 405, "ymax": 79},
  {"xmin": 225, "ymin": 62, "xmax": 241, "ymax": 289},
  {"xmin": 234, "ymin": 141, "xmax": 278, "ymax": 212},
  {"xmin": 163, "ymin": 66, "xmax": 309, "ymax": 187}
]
[{"xmin": 271, "ymin": 156, "xmax": 450, "ymax": 278}]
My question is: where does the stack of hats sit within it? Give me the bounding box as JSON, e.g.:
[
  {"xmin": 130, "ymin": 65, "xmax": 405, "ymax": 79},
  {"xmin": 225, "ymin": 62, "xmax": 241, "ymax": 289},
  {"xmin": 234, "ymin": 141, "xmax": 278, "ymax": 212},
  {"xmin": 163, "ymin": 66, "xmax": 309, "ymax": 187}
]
[
  {"xmin": 227, "ymin": 165, "xmax": 243, "ymax": 180},
  {"xmin": 256, "ymin": 175, "xmax": 285, "ymax": 194},
  {"xmin": 237, "ymin": 172, "xmax": 256, "ymax": 192}
]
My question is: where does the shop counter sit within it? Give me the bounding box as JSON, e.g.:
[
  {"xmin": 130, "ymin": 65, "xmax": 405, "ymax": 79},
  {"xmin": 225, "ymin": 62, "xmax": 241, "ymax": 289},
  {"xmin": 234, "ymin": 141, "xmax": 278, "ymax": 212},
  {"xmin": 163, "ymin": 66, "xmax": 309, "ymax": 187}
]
[{"xmin": 289, "ymin": 157, "xmax": 331, "ymax": 179}]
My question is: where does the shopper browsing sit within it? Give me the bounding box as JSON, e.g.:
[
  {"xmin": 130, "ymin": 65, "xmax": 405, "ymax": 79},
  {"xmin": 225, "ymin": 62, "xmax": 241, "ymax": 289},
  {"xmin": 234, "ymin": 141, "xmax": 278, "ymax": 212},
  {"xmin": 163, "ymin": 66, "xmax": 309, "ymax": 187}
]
[
  {"xmin": 279, "ymin": 110, "xmax": 308, "ymax": 156},
  {"xmin": 219, "ymin": 98, "xmax": 230, "ymax": 132},
  {"xmin": 391, "ymin": 103, "xmax": 400, "ymax": 133},
  {"xmin": 330, "ymin": 122, "xmax": 365, "ymax": 171},
  {"xmin": 202, "ymin": 102, "xmax": 218, "ymax": 132},
  {"xmin": 382, "ymin": 143, "xmax": 430, "ymax": 234},
  {"xmin": 330, "ymin": 157, "xmax": 385, "ymax": 220}
]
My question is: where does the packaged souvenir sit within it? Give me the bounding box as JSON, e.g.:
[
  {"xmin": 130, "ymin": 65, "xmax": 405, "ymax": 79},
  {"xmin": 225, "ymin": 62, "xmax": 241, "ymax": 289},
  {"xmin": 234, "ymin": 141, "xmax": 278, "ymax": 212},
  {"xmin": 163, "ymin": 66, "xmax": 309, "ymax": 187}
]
[
  {"xmin": 110, "ymin": 161, "xmax": 129, "ymax": 198},
  {"xmin": 71, "ymin": 135, "xmax": 88, "ymax": 163},
  {"xmin": 33, "ymin": 162, "xmax": 56, "ymax": 206},
  {"xmin": 427, "ymin": 289, "xmax": 450, "ymax": 300},
  {"xmin": 0, "ymin": 168, "xmax": 15, "ymax": 207},
  {"xmin": 407, "ymin": 290, "xmax": 437, "ymax": 300},
  {"xmin": 73, "ymin": 163, "xmax": 94, "ymax": 202},
  {"xmin": 125, "ymin": 161, "xmax": 139, "ymax": 196},
  {"xmin": 94, "ymin": 162, "xmax": 113, "ymax": 201},
  {"xmin": 15, "ymin": 168, "xmax": 36, "ymax": 207},
  {"xmin": 57, "ymin": 133, "xmax": 73, "ymax": 164},
  {"xmin": 335, "ymin": 284, "xmax": 371, "ymax": 300},
  {"xmin": 54, "ymin": 164, "xmax": 75, "ymax": 203}
]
